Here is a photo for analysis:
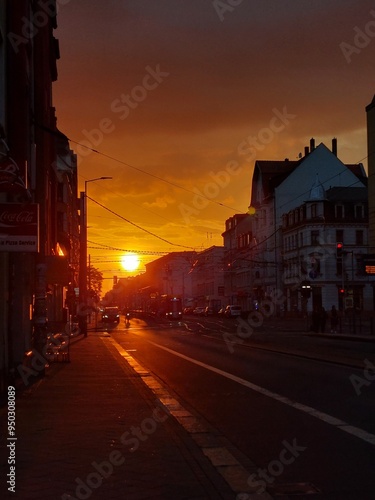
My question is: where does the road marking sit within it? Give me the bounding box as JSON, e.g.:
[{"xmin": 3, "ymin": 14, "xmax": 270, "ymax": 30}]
[
  {"xmin": 105, "ymin": 336, "xmax": 273, "ymax": 497},
  {"xmin": 147, "ymin": 340, "xmax": 375, "ymax": 446}
]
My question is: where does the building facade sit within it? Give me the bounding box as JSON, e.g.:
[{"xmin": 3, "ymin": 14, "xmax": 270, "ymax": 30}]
[
  {"xmin": 189, "ymin": 246, "xmax": 225, "ymax": 311},
  {"xmin": 282, "ymin": 183, "xmax": 373, "ymax": 313},
  {"xmin": 221, "ymin": 139, "xmax": 373, "ymax": 315},
  {"xmin": 222, "ymin": 214, "xmax": 253, "ymax": 309},
  {"xmin": 0, "ymin": 1, "xmax": 79, "ymax": 393},
  {"xmin": 140, "ymin": 252, "xmax": 196, "ymax": 312},
  {"xmin": 367, "ymin": 95, "xmax": 375, "ymax": 250}
]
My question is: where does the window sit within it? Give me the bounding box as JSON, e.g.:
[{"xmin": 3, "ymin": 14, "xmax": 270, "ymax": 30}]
[
  {"xmin": 299, "ymin": 232, "xmax": 303, "ymax": 247},
  {"xmin": 311, "ymin": 204, "xmax": 317, "ymax": 218},
  {"xmin": 355, "ymin": 205, "xmax": 364, "ymax": 219},
  {"xmin": 335, "ymin": 204, "xmax": 344, "ymax": 218},
  {"xmin": 356, "ymin": 230, "xmax": 364, "ymax": 245},
  {"xmin": 309, "ymin": 256, "xmax": 320, "ymax": 278},
  {"xmin": 336, "ymin": 229, "xmax": 344, "ymax": 243},
  {"xmin": 311, "ymin": 230, "xmax": 319, "ymax": 246}
]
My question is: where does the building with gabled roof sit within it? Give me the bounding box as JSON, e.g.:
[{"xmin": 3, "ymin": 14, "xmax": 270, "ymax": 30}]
[
  {"xmin": 228, "ymin": 138, "xmax": 372, "ymax": 314},
  {"xmin": 282, "ymin": 182, "xmax": 373, "ymax": 314},
  {"xmin": 275, "ymin": 143, "xmax": 366, "ymax": 223}
]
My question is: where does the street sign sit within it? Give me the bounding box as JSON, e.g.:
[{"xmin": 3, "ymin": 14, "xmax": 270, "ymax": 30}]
[
  {"xmin": 363, "ymin": 254, "xmax": 375, "ymax": 275},
  {"xmin": 0, "ymin": 203, "xmax": 39, "ymax": 252}
]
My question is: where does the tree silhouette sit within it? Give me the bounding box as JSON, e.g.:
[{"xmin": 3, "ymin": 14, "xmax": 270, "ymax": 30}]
[{"xmin": 87, "ymin": 265, "xmax": 103, "ymax": 300}]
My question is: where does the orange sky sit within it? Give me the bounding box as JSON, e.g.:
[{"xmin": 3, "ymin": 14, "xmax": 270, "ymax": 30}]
[{"xmin": 53, "ymin": 0, "xmax": 375, "ymax": 293}]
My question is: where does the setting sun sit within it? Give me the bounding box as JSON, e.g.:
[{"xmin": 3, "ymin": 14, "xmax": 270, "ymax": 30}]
[{"xmin": 121, "ymin": 254, "xmax": 140, "ymax": 272}]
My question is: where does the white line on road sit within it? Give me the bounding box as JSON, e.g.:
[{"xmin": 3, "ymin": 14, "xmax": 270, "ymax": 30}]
[{"xmin": 148, "ymin": 340, "xmax": 375, "ymax": 446}]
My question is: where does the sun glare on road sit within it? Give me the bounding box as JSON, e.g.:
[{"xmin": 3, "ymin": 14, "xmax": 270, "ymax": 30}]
[{"xmin": 121, "ymin": 254, "xmax": 140, "ymax": 272}]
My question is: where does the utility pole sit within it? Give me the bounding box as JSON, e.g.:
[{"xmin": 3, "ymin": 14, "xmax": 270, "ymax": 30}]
[{"xmin": 79, "ymin": 191, "xmax": 87, "ymax": 337}]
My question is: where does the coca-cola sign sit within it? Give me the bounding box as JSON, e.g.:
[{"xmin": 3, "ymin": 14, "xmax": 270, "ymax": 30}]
[{"xmin": 0, "ymin": 203, "xmax": 39, "ymax": 252}]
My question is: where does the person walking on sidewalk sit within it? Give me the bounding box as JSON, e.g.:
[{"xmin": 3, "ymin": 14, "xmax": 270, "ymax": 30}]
[
  {"xmin": 311, "ymin": 307, "xmax": 320, "ymax": 332},
  {"xmin": 330, "ymin": 305, "xmax": 339, "ymax": 333},
  {"xmin": 319, "ymin": 306, "xmax": 327, "ymax": 333}
]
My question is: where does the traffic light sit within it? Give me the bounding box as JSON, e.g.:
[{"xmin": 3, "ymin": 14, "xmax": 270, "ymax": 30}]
[
  {"xmin": 339, "ymin": 288, "xmax": 345, "ymax": 296},
  {"xmin": 336, "ymin": 242, "xmax": 343, "ymax": 260}
]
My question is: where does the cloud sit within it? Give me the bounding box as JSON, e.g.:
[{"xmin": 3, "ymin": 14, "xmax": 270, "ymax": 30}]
[
  {"xmin": 143, "ymin": 195, "xmax": 175, "ymax": 209},
  {"xmin": 54, "ymin": 0, "xmax": 374, "ymax": 290}
]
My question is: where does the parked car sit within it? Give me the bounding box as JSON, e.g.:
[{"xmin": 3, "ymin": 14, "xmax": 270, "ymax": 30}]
[
  {"xmin": 217, "ymin": 307, "xmax": 225, "ymax": 316},
  {"xmin": 204, "ymin": 307, "xmax": 214, "ymax": 316},
  {"xmin": 193, "ymin": 307, "xmax": 205, "ymax": 316},
  {"xmin": 183, "ymin": 307, "xmax": 194, "ymax": 315},
  {"xmin": 224, "ymin": 305, "xmax": 242, "ymax": 317},
  {"xmin": 102, "ymin": 306, "xmax": 120, "ymax": 323}
]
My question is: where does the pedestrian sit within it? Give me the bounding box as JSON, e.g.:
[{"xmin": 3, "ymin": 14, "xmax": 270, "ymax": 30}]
[
  {"xmin": 319, "ymin": 306, "xmax": 327, "ymax": 333},
  {"xmin": 330, "ymin": 305, "xmax": 338, "ymax": 333},
  {"xmin": 311, "ymin": 307, "xmax": 320, "ymax": 333}
]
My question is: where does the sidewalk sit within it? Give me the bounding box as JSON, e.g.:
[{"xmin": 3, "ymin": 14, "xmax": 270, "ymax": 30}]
[
  {"xmin": 261, "ymin": 314, "xmax": 375, "ymax": 340},
  {"xmin": 1, "ymin": 332, "xmax": 256, "ymax": 500}
]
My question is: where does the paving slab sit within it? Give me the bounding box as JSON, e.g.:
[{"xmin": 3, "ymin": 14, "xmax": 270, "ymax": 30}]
[{"xmin": 0, "ymin": 334, "xmax": 237, "ymax": 500}]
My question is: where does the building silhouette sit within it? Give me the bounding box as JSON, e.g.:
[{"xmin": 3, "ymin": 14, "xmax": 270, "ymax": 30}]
[
  {"xmin": 0, "ymin": 1, "xmax": 79, "ymax": 393},
  {"xmin": 366, "ymin": 95, "xmax": 375, "ymax": 250}
]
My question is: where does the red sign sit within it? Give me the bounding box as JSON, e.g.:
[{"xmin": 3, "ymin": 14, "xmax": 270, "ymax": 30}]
[{"xmin": 0, "ymin": 203, "xmax": 39, "ymax": 252}]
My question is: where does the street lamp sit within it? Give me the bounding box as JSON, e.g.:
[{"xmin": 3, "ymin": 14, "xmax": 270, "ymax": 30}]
[{"xmin": 79, "ymin": 176, "xmax": 112, "ymax": 336}]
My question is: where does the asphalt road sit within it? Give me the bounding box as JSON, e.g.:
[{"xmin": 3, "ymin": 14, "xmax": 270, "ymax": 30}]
[{"xmin": 107, "ymin": 315, "xmax": 375, "ymax": 499}]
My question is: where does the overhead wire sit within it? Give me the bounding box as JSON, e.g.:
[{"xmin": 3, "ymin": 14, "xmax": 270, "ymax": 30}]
[
  {"xmin": 39, "ymin": 121, "xmax": 374, "ymax": 218},
  {"xmin": 86, "ymin": 195, "xmax": 197, "ymax": 249},
  {"xmin": 87, "ymin": 240, "xmax": 168, "ymax": 255},
  {"xmin": 69, "ymin": 137, "xmax": 245, "ymax": 213}
]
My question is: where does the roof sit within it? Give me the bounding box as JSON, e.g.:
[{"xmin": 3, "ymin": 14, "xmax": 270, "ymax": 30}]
[
  {"xmin": 251, "ymin": 159, "xmax": 300, "ymax": 205},
  {"xmin": 366, "ymin": 94, "xmax": 375, "ymax": 112},
  {"xmin": 251, "ymin": 144, "xmax": 367, "ymax": 205},
  {"xmin": 345, "ymin": 164, "xmax": 368, "ymax": 185}
]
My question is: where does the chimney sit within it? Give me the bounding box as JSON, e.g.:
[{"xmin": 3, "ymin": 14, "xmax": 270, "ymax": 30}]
[
  {"xmin": 332, "ymin": 137, "xmax": 337, "ymax": 156},
  {"xmin": 304, "ymin": 146, "xmax": 309, "ymax": 156},
  {"xmin": 310, "ymin": 137, "xmax": 315, "ymax": 151}
]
